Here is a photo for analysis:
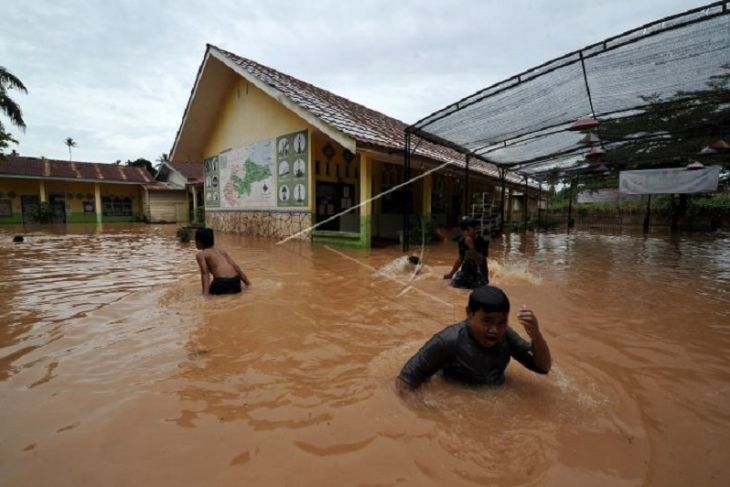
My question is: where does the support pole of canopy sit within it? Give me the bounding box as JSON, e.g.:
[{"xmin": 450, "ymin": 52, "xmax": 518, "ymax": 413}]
[
  {"xmin": 499, "ymin": 168, "xmax": 506, "ymax": 234},
  {"xmin": 537, "ymin": 181, "xmax": 542, "ymax": 229},
  {"xmin": 579, "ymin": 51, "xmax": 597, "ymax": 118},
  {"xmin": 567, "ymin": 177, "xmax": 575, "ymax": 230},
  {"xmin": 403, "ymin": 131, "xmax": 411, "ymax": 252},
  {"xmin": 524, "ymin": 175, "xmax": 529, "ymax": 232},
  {"xmin": 464, "ymin": 154, "xmax": 470, "ymax": 217},
  {"xmin": 643, "ymin": 194, "xmax": 652, "ymax": 233}
]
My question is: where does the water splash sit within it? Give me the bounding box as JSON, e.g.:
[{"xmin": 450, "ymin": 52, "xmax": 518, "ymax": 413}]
[{"xmin": 490, "ymin": 259, "xmax": 542, "ymax": 285}]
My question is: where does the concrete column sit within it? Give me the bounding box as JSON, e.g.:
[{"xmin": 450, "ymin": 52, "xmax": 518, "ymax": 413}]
[
  {"xmin": 39, "ymin": 180, "xmax": 47, "ymax": 203},
  {"xmin": 94, "ymin": 182, "xmax": 102, "ymax": 223},
  {"xmin": 191, "ymin": 186, "xmax": 198, "ymax": 223},
  {"xmin": 422, "ymin": 172, "xmax": 432, "ymax": 235},
  {"xmin": 422, "ymin": 172, "xmax": 432, "ymax": 217},
  {"xmin": 308, "ymin": 129, "xmax": 316, "ymax": 215},
  {"xmin": 359, "ymin": 152, "xmax": 372, "ymax": 248},
  {"xmin": 506, "ymin": 187, "xmax": 514, "ymax": 223}
]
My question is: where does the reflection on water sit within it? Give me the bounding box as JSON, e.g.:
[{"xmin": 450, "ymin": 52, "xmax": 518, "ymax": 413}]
[{"xmin": 1, "ymin": 224, "xmax": 729, "ymax": 486}]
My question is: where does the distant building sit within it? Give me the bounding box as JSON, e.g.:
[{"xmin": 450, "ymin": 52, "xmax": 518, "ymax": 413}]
[
  {"xmin": 0, "ymin": 156, "xmax": 153, "ymax": 224},
  {"xmin": 146, "ymin": 161, "xmax": 203, "ymax": 223}
]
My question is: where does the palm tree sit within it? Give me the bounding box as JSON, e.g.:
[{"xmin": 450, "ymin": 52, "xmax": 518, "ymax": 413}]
[
  {"xmin": 0, "ymin": 67, "xmax": 27, "ymax": 157},
  {"xmin": 156, "ymin": 152, "xmax": 170, "ymax": 164},
  {"xmin": 0, "ymin": 66, "xmax": 27, "ymax": 131},
  {"xmin": 65, "ymin": 137, "xmax": 77, "ymax": 161}
]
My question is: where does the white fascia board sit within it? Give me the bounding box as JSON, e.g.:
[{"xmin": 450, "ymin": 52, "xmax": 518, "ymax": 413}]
[{"xmin": 169, "ymin": 51, "xmax": 212, "ymax": 161}]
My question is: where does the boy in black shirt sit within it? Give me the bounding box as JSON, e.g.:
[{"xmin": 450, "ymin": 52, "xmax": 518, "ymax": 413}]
[
  {"xmin": 443, "ymin": 217, "xmax": 489, "ymax": 288},
  {"xmin": 396, "ymin": 286, "xmax": 551, "ymax": 392}
]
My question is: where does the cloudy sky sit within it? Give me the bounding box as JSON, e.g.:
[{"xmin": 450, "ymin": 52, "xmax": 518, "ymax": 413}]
[{"xmin": 1, "ymin": 0, "xmax": 709, "ymax": 164}]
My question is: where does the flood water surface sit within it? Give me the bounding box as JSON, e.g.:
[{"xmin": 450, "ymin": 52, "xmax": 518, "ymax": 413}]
[{"xmin": 1, "ymin": 225, "xmax": 729, "ymax": 486}]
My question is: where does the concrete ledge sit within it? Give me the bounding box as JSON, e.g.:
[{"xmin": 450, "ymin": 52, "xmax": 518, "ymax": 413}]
[{"xmin": 312, "ymin": 230, "xmax": 366, "ymax": 248}]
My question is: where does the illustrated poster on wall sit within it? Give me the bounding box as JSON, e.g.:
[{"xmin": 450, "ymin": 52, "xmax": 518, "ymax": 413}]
[
  {"xmin": 276, "ymin": 130, "xmax": 308, "ymax": 207},
  {"xmin": 204, "ymin": 155, "xmax": 220, "ymax": 208},
  {"xmin": 217, "ymin": 139, "xmax": 275, "ymax": 208}
]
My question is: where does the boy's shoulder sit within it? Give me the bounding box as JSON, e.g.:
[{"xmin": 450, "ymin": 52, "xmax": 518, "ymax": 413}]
[
  {"xmin": 435, "ymin": 321, "xmax": 467, "ymax": 343},
  {"xmin": 196, "ymin": 247, "xmax": 217, "ymax": 258}
]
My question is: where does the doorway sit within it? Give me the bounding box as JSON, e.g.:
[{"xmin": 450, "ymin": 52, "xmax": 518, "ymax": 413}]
[
  {"xmin": 48, "ymin": 194, "xmax": 66, "ymax": 223},
  {"xmin": 21, "ymin": 195, "xmax": 39, "ymax": 223}
]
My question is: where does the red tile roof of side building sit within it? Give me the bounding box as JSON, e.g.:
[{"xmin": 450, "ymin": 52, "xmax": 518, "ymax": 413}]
[{"xmin": 0, "ymin": 156, "xmax": 155, "ymax": 184}]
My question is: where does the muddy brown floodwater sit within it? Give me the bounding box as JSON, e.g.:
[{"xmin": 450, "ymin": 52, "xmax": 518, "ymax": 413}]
[{"xmin": 1, "ymin": 224, "xmax": 729, "ymax": 486}]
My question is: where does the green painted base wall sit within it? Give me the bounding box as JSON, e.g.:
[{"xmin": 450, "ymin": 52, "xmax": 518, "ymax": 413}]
[
  {"xmin": 0, "ymin": 214, "xmax": 22, "ymax": 224},
  {"xmin": 100, "ymin": 215, "xmax": 136, "ymax": 223},
  {"xmin": 0, "ymin": 213, "xmax": 137, "ymax": 224},
  {"xmin": 312, "ymin": 215, "xmax": 372, "ymax": 249},
  {"xmin": 67, "ymin": 213, "xmax": 99, "ymax": 223}
]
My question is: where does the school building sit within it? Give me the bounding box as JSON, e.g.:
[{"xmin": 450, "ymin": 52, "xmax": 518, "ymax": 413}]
[
  {"xmin": 0, "ymin": 156, "xmax": 208, "ymax": 225},
  {"xmin": 0, "ymin": 156, "xmax": 153, "ymax": 224},
  {"xmin": 169, "ymin": 45, "xmax": 541, "ymax": 247}
]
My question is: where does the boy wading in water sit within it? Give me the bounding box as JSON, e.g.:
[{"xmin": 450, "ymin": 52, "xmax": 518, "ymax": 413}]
[
  {"xmin": 195, "ymin": 228, "xmax": 251, "ymax": 295},
  {"xmin": 443, "ymin": 217, "xmax": 489, "ymax": 289},
  {"xmin": 396, "ymin": 286, "xmax": 551, "ymax": 393}
]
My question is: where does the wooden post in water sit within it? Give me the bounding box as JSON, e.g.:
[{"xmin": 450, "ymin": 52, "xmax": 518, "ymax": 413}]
[
  {"xmin": 643, "ymin": 194, "xmax": 652, "ymax": 233},
  {"xmin": 537, "ymin": 182, "xmax": 542, "ymax": 228},
  {"xmin": 567, "ymin": 178, "xmax": 575, "ymax": 230}
]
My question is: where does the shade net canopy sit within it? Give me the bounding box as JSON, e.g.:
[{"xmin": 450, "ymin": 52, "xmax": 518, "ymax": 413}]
[{"xmin": 408, "ymin": 2, "xmax": 730, "ymax": 180}]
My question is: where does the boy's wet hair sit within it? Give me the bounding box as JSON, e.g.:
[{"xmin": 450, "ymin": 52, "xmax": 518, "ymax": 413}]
[
  {"xmin": 195, "ymin": 227, "xmax": 214, "ymax": 248},
  {"xmin": 468, "ymin": 286, "xmax": 510, "ymax": 314},
  {"xmin": 459, "ymin": 216, "xmax": 477, "ymax": 230}
]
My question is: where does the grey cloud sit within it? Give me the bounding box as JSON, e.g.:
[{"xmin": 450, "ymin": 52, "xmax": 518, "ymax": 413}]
[{"xmin": 0, "ymin": 0, "xmax": 712, "ymax": 162}]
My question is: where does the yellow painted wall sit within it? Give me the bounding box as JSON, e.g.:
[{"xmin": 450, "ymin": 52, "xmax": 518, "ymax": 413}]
[
  {"xmin": 0, "ymin": 178, "xmax": 41, "ymax": 221},
  {"xmin": 0, "ymin": 177, "xmax": 143, "ymax": 222},
  {"xmin": 311, "ymin": 133, "xmax": 359, "ymax": 189},
  {"xmin": 203, "ymin": 78, "xmax": 315, "ymax": 158}
]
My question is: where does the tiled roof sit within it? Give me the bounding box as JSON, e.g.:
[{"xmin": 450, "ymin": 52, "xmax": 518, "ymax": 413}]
[
  {"xmin": 168, "ymin": 161, "xmax": 203, "ymax": 183},
  {"xmin": 0, "ymin": 157, "xmax": 155, "ymax": 184},
  {"xmin": 211, "ymin": 45, "xmax": 532, "ymax": 186}
]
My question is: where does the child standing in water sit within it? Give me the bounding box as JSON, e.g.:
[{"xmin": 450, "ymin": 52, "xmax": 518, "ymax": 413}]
[
  {"xmin": 443, "ymin": 217, "xmax": 489, "ymax": 289},
  {"xmin": 194, "ymin": 228, "xmax": 250, "ymax": 295}
]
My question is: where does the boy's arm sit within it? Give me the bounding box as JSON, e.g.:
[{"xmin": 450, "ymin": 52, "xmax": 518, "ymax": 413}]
[
  {"xmin": 443, "ymin": 256, "xmax": 464, "ymax": 279},
  {"xmin": 223, "ymin": 251, "xmax": 250, "ymax": 286},
  {"xmin": 513, "ymin": 307, "xmax": 552, "ymax": 373},
  {"xmin": 196, "ymin": 252, "xmax": 211, "ymax": 295},
  {"xmin": 396, "ymin": 334, "xmax": 451, "ymax": 394}
]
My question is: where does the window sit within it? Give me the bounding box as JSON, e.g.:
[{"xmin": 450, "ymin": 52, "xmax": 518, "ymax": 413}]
[{"xmin": 102, "ymin": 196, "xmax": 133, "ymax": 216}]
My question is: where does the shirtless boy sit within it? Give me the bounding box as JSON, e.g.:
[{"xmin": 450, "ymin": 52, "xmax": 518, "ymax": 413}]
[{"xmin": 194, "ymin": 228, "xmax": 250, "ymax": 295}]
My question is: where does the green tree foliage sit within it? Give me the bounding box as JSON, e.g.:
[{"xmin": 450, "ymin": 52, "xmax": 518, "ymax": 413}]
[
  {"xmin": 126, "ymin": 158, "xmax": 155, "ymax": 177},
  {"xmin": 600, "ymin": 64, "xmax": 730, "ymax": 171},
  {"xmin": 155, "ymin": 152, "xmax": 170, "ymax": 173},
  {"xmin": 0, "ymin": 66, "xmax": 27, "ymax": 157}
]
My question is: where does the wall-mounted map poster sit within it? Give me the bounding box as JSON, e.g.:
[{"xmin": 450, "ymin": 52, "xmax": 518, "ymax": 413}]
[
  {"xmin": 204, "ymin": 155, "xmax": 220, "ymax": 208},
  {"xmin": 218, "ymin": 139, "xmax": 275, "ymax": 208},
  {"xmin": 276, "ymin": 130, "xmax": 308, "ymax": 207}
]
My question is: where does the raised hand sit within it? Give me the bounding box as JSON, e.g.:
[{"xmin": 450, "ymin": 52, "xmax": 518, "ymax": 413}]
[{"xmin": 517, "ymin": 305, "xmax": 540, "ymax": 339}]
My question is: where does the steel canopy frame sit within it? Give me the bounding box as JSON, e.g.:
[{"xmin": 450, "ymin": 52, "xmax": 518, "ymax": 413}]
[{"xmin": 405, "ymin": 1, "xmax": 730, "ymax": 178}]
